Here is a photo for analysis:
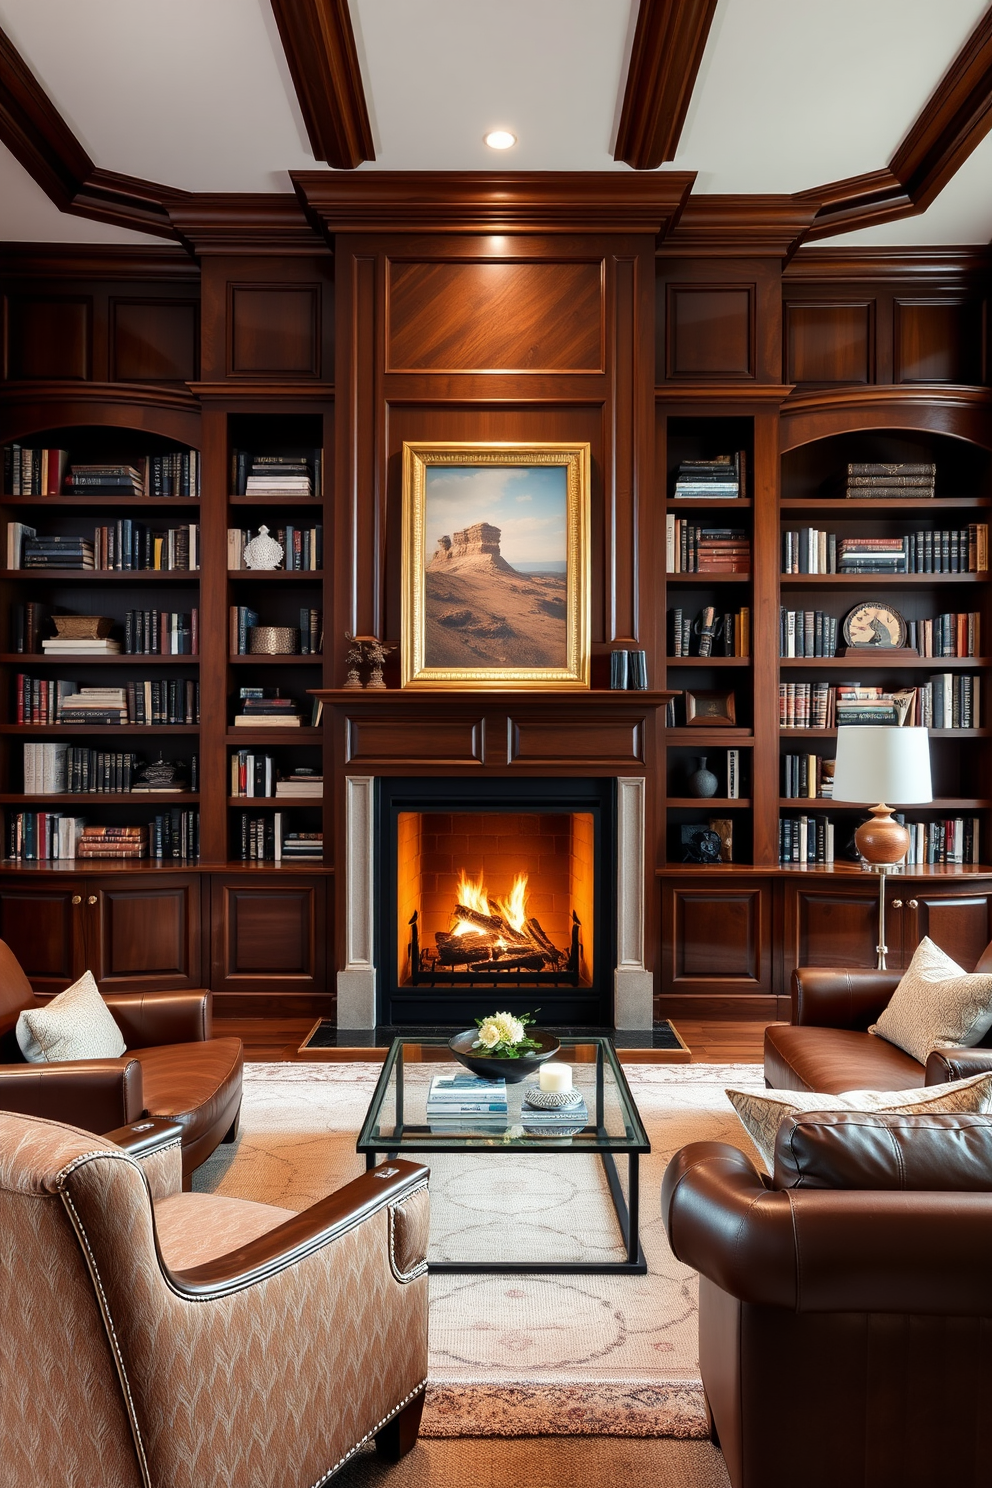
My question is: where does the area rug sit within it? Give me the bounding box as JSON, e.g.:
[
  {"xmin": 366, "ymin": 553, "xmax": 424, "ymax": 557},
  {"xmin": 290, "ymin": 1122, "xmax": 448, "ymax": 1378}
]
[{"xmin": 193, "ymin": 1062, "xmax": 764, "ymax": 1437}]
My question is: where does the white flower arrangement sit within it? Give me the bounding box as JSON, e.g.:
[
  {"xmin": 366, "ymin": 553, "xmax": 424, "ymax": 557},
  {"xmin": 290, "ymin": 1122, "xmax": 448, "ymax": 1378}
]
[{"xmin": 471, "ymin": 1009, "xmax": 541, "ymax": 1059}]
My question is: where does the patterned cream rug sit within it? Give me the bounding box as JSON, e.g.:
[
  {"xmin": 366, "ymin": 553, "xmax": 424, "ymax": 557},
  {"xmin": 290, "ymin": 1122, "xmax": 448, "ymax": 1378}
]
[{"xmin": 193, "ymin": 1062, "xmax": 764, "ymax": 1438}]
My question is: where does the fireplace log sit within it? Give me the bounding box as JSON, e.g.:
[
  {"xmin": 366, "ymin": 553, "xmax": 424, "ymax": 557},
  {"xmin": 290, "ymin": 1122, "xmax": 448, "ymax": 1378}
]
[
  {"xmin": 437, "ymin": 932, "xmax": 492, "ymax": 964},
  {"xmin": 474, "ymin": 952, "xmax": 545, "ymax": 972},
  {"xmin": 525, "ymin": 918, "xmax": 558, "ymax": 957},
  {"xmin": 490, "ymin": 944, "xmax": 551, "ymax": 965},
  {"xmin": 453, "ymin": 905, "xmax": 506, "ymax": 935}
]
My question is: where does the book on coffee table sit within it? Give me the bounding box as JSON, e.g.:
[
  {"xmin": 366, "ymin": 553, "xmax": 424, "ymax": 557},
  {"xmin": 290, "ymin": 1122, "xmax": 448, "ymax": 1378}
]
[{"xmin": 427, "ymin": 1073, "xmax": 508, "ymax": 1117}]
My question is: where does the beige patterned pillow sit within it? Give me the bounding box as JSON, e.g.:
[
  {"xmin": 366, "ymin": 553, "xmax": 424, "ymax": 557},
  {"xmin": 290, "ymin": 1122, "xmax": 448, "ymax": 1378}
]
[
  {"xmin": 870, "ymin": 936, "xmax": 992, "ymax": 1063},
  {"xmin": 15, "ymin": 970, "xmax": 126, "ymax": 1064},
  {"xmin": 726, "ymin": 1071, "xmax": 992, "ymax": 1170}
]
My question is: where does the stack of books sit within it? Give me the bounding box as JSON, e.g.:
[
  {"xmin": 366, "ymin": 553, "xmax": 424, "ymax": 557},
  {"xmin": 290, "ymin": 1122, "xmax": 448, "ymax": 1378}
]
[
  {"xmin": 149, "ymin": 451, "xmax": 198, "ymax": 497},
  {"xmin": 672, "ymin": 452, "xmax": 744, "ymax": 499},
  {"xmin": 840, "ymin": 462, "xmax": 936, "ymax": 499},
  {"xmin": 42, "ymin": 634, "xmax": 122, "ymax": 657},
  {"xmin": 56, "ymin": 687, "xmax": 129, "ymax": 724},
  {"xmin": 15, "ymin": 676, "xmax": 75, "ymax": 722},
  {"xmin": 783, "ymin": 754, "xmax": 835, "ymax": 799},
  {"xmin": 669, "ymin": 606, "xmax": 750, "ymax": 657},
  {"xmin": 238, "ymin": 455, "xmax": 315, "ymax": 498},
  {"xmin": 279, "ymin": 831, "xmax": 322, "ymax": 862},
  {"xmin": 4, "ymin": 446, "xmax": 68, "ymax": 496},
  {"xmin": 275, "ymin": 769, "xmax": 322, "ymax": 798},
  {"xmin": 234, "ymin": 690, "xmax": 302, "ymax": 728},
  {"xmin": 93, "ymin": 521, "xmax": 198, "ymax": 571},
  {"xmin": 65, "ymin": 462, "xmax": 144, "ymax": 497},
  {"xmin": 838, "ymin": 537, "xmax": 906, "ymax": 574},
  {"xmin": 77, "ymin": 826, "xmax": 148, "ymax": 860},
  {"xmin": 908, "ymin": 612, "xmax": 981, "ymax": 657},
  {"xmin": 426, "ymin": 1074, "xmax": 508, "ymax": 1131},
  {"xmin": 779, "ymin": 816, "xmax": 835, "ymax": 865},
  {"xmin": 22, "ymin": 535, "xmax": 95, "ymax": 570},
  {"xmin": 521, "ymin": 1092, "xmax": 590, "ymax": 1132},
  {"xmin": 666, "ymin": 519, "xmax": 750, "ymax": 573},
  {"xmin": 835, "ymin": 685, "xmax": 902, "ymax": 726}
]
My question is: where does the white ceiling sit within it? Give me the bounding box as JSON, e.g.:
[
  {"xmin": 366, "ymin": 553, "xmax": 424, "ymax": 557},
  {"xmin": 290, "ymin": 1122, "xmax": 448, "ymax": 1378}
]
[{"xmin": 0, "ymin": 0, "xmax": 989, "ymax": 246}]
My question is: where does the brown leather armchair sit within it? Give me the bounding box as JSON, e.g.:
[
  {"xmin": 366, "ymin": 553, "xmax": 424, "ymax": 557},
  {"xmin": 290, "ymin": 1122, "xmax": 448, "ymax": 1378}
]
[
  {"xmin": 764, "ymin": 940, "xmax": 992, "ymax": 1093},
  {"xmin": 663, "ymin": 1119, "xmax": 992, "ymax": 1488},
  {"xmin": 0, "ymin": 1109, "xmax": 429, "ymax": 1488},
  {"xmin": 0, "ymin": 939, "xmax": 242, "ymax": 1184}
]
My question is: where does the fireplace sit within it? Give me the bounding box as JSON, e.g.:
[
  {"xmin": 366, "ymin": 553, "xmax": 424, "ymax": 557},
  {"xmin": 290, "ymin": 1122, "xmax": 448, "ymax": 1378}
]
[{"xmin": 376, "ymin": 778, "xmax": 616, "ymax": 1026}]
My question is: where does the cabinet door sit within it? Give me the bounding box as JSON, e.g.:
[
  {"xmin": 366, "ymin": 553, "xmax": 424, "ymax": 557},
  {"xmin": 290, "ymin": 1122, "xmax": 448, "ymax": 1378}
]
[
  {"xmin": 0, "ymin": 879, "xmax": 85, "ymax": 993},
  {"xmin": 210, "ymin": 878, "xmax": 326, "ymax": 993},
  {"xmin": 661, "ymin": 880, "xmax": 771, "ymax": 1002},
  {"xmin": 900, "ymin": 886, "xmax": 992, "ymax": 971},
  {"xmin": 784, "ymin": 882, "xmax": 886, "ymax": 976},
  {"xmin": 86, "ymin": 875, "xmax": 203, "ymax": 991}
]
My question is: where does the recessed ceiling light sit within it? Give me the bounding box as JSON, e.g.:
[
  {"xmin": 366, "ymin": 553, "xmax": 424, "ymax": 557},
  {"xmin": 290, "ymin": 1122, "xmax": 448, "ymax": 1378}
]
[{"xmin": 485, "ymin": 130, "xmax": 517, "ymax": 150}]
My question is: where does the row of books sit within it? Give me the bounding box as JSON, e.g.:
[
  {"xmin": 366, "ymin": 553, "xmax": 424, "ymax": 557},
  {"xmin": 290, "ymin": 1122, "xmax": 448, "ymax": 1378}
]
[
  {"xmin": 669, "ymin": 606, "xmax": 751, "ymax": 657},
  {"xmin": 232, "ymin": 452, "xmax": 320, "ymax": 498},
  {"xmin": 15, "ymin": 677, "xmax": 199, "ymax": 725},
  {"xmin": 22, "ymin": 743, "xmax": 197, "ymax": 795},
  {"xmin": 234, "ymin": 813, "xmax": 322, "ymax": 862},
  {"xmin": 666, "ymin": 519, "xmax": 750, "ymax": 573},
  {"xmin": 227, "ymin": 525, "xmax": 323, "ymax": 571},
  {"xmin": 780, "ymin": 609, "xmax": 983, "ymax": 659},
  {"xmin": 671, "ymin": 451, "xmax": 745, "ymax": 499},
  {"xmin": 782, "ymin": 526, "xmax": 988, "ymax": 574},
  {"xmin": 779, "ymin": 679, "xmax": 981, "ymax": 729},
  {"xmin": 834, "ymin": 462, "xmax": 936, "ymax": 499},
  {"xmin": 3, "ymin": 451, "xmax": 200, "ymax": 499},
  {"xmin": 230, "ymin": 756, "xmax": 321, "ymax": 799},
  {"xmin": 609, "ymin": 650, "xmax": 647, "ymax": 689},
  {"xmin": 782, "ymin": 754, "xmax": 835, "ymax": 799},
  {"xmin": 780, "ymin": 609, "xmax": 839, "ymax": 658},
  {"xmin": 124, "ymin": 610, "xmax": 198, "ymax": 655},
  {"xmin": 5, "ymin": 812, "xmax": 85, "ymax": 860},
  {"xmin": 4, "ymin": 812, "xmax": 200, "ymax": 861},
  {"xmin": 228, "ymin": 607, "xmax": 323, "ymax": 655},
  {"xmin": 779, "ymin": 814, "xmax": 980, "ymax": 866},
  {"xmin": 779, "ymin": 815, "xmax": 836, "ymax": 864},
  {"xmin": 93, "ymin": 522, "xmax": 198, "ymax": 572}
]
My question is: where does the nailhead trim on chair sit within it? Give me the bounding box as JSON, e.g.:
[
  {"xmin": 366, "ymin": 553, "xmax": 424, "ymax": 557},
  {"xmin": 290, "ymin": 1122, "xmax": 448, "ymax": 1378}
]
[
  {"xmin": 309, "ymin": 1381, "xmax": 428, "ymax": 1488},
  {"xmin": 388, "ymin": 1185, "xmax": 430, "ymax": 1283}
]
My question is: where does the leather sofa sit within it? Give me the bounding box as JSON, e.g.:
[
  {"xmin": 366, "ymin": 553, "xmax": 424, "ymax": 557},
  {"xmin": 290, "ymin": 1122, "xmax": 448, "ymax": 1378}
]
[
  {"xmin": 0, "ymin": 1109, "xmax": 429, "ymax": 1488},
  {"xmin": 0, "ymin": 939, "xmax": 242, "ymax": 1183},
  {"xmin": 764, "ymin": 944, "xmax": 992, "ymax": 1093},
  {"xmin": 663, "ymin": 1110, "xmax": 992, "ymax": 1488}
]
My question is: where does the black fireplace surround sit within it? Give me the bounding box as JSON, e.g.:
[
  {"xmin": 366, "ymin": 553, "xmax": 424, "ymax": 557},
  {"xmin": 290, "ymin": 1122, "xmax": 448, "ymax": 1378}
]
[{"xmin": 375, "ymin": 776, "xmax": 617, "ymax": 1027}]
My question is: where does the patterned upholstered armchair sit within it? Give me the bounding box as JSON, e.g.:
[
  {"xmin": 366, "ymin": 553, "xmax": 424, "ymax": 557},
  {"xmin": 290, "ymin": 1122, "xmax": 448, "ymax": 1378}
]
[{"xmin": 0, "ymin": 1111, "xmax": 430, "ymax": 1488}]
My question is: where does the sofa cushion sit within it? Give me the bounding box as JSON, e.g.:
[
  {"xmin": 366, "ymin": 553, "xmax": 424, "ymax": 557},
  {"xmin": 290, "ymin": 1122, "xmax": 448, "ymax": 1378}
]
[
  {"xmin": 772, "ymin": 1109, "xmax": 992, "ymax": 1191},
  {"xmin": 763, "ymin": 1023, "xmax": 924, "ymax": 1094},
  {"xmin": 870, "ymin": 936, "xmax": 992, "ymax": 1064},
  {"xmin": 726, "ymin": 1070, "xmax": 992, "ymax": 1169},
  {"xmin": 15, "ymin": 971, "xmax": 126, "ymax": 1064},
  {"xmin": 130, "ymin": 1037, "xmax": 243, "ymax": 1150},
  {"xmin": 154, "ymin": 1191, "xmax": 296, "ymax": 1270}
]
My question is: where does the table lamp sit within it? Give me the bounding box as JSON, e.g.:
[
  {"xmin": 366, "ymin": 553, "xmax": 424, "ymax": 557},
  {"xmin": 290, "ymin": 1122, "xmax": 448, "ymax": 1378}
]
[{"xmin": 831, "ymin": 726, "xmax": 933, "ymax": 969}]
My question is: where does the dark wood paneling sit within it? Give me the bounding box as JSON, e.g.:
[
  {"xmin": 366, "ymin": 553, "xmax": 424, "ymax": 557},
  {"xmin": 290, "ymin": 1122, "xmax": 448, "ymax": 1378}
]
[
  {"xmin": 111, "ymin": 298, "xmax": 198, "ymax": 383},
  {"xmin": 269, "ymin": 0, "xmax": 374, "ymax": 170},
  {"xmin": 788, "ymin": 886, "xmax": 879, "ymax": 969},
  {"xmin": 6, "ymin": 296, "xmax": 90, "ymax": 380},
  {"xmin": 508, "ymin": 717, "xmax": 644, "ymax": 767},
  {"xmin": 0, "ymin": 884, "xmax": 78, "ymax": 990},
  {"xmin": 229, "ymin": 285, "xmax": 320, "ymax": 376},
  {"xmin": 347, "ymin": 716, "xmax": 484, "ymax": 766},
  {"xmin": 212, "ymin": 880, "xmax": 325, "ymax": 992},
  {"xmin": 894, "ymin": 300, "xmax": 983, "ymax": 384},
  {"xmin": 786, "ymin": 302, "xmax": 872, "ymax": 385},
  {"xmin": 90, "ymin": 878, "xmax": 201, "ymax": 990},
  {"xmin": 615, "ymin": 0, "xmax": 719, "ymax": 170},
  {"xmin": 664, "ymin": 883, "xmax": 769, "ymax": 993},
  {"xmin": 910, "ymin": 892, "xmax": 992, "ymax": 970},
  {"xmin": 666, "ymin": 286, "xmax": 753, "ymax": 378},
  {"xmin": 387, "ymin": 260, "xmax": 604, "ymax": 373}
]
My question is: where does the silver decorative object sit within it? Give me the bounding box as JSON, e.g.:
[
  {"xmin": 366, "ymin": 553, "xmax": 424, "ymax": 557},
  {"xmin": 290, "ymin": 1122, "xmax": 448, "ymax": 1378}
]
[
  {"xmin": 249, "ymin": 626, "xmax": 298, "ymax": 655},
  {"xmin": 523, "ymin": 1086, "xmax": 583, "ymax": 1110},
  {"xmin": 243, "ymin": 525, "xmax": 284, "ymax": 571}
]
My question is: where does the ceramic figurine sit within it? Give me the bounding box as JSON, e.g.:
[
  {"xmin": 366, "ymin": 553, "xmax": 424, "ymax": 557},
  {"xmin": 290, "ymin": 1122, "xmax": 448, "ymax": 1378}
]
[
  {"xmin": 343, "ymin": 633, "xmax": 364, "ymax": 688},
  {"xmin": 364, "ymin": 638, "xmax": 395, "ymax": 689},
  {"xmin": 687, "ymin": 757, "xmax": 719, "ymax": 798},
  {"xmin": 242, "ymin": 525, "xmax": 284, "ymax": 571}
]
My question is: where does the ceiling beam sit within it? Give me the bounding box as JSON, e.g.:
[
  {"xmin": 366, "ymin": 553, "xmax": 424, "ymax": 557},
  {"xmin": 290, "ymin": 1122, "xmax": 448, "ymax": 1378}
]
[
  {"xmin": 0, "ymin": 23, "xmax": 182, "ymax": 240},
  {"xmin": 801, "ymin": 8, "xmax": 992, "ymax": 240},
  {"xmin": 614, "ymin": 0, "xmax": 718, "ymax": 170},
  {"xmin": 269, "ymin": 0, "xmax": 374, "ymax": 170}
]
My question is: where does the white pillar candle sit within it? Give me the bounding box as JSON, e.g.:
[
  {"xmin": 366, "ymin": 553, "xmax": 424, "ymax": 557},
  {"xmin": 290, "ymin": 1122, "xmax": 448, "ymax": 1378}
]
[{"xmin": 539, "ymin": 1062, "xmax": 572, "ymax": 1093}]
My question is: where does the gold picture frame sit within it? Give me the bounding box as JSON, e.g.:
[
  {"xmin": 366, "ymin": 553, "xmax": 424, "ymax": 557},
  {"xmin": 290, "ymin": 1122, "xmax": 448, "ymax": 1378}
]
[{"xmin": 401, "ymin": 442, "xmax": 591, "ymax": 689}]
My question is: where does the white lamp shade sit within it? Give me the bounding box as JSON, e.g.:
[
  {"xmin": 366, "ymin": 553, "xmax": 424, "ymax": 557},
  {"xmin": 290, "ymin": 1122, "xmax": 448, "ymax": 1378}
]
[{"xmin": 832, "ymin": 727, "xmax": 933, "ymax": 805}]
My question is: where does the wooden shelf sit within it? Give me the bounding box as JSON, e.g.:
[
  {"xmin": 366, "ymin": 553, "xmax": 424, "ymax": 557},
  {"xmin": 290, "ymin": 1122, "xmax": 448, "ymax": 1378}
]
[
  {"xmin": 665, "ymin": 728, "xmax": 753, "ymax": 744},
  {"xmin": 780, "ymin": 728, "xmax": 990, "ymax": 739},
  {"xmin": 668, "ymin": 797, "xmax": 750, "ymax": 808},
  {"xmin": 780, "ymin": 572, "xmax": 984, "ymax": 587},
  {"xmin": 656, "ymin": 862, "xmax": 992, "ymax": 878},
  {"xmin": 225, "ymin": 728, "xmax": 322, "ymax": 742},
  {"xmin": 780, "ymin": 656, "xmax": 988, "ymax": 668},
  {"xmin": 666, "ymin": 572, "xmax": 751, "ymax": 583},
  {"xmin": 0, "ymin": 857, "xmax": 334, "ymax": 874},
  {"xmin": 779, "ymin": 798, "xmax": 987, "ymax": 809},
  {"xmin": 0, "ymin": 724, "xmax": 198, "ymax": 735},
  {"xmin": 664, "ymin": 498, "xmax": 751, "ymax": 509},
  {"xmin": 228, "ymin": 569, "xmax": 323, "ymax": 581},
  {"xmin": 227, "ymin": 797, "xmax": 322, "ymax": 807},
  {"xmin": 0, "ymin": 569, "xmax": 198, "ymax": 582},
  {"xmin": 229, "ymin": 655, "xmax": 323, "ymax": 665},
  {"xmin": 0, "ymin": 793, "xmax": 200, "ymax": 804},
  {"xmin": 228, "ymin": 495, "xmax": 323, "ymax": 505},
  {"xmin": 780, "ymin": 497, "xmax": 992, "ymax": 512},
  {"xmin": 2, "ymin": 495, "xmax": 200, "ymax": 509},
  {"xmin": 666, "ymin": 656, "xmax": 751, "ymax": 667},
  {"xmin": 0, "ymin": 654, "xmax": 198, "ymax": 665}
]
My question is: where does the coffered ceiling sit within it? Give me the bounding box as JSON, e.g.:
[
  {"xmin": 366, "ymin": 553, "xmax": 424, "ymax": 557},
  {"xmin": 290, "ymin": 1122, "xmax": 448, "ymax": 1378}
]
[{"xmin": 1, "ymin": 0, "xmax": 991, "ymax": 246}]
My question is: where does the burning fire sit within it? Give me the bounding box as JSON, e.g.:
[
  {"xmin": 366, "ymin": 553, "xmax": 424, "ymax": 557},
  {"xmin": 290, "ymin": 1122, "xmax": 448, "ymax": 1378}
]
[{"xmin": 452, "ymin": 869, "xmax": 528, "ymax": 939}]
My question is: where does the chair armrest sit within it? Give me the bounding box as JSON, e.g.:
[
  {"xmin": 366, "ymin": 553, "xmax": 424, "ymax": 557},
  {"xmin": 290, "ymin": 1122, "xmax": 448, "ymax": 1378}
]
[
  {"xmin": 104, "ymin": 1117, "xmax": 185, "ymax": 1198},
  {"xmin": 791, "ymin": 967, "xmax": 901, "ymax": 1028},
  {"xmin": 0, "ymin": 1059, "xmax": 144, "ymax": 1130},
  {"xmin": 171, "ymin": 1159, "xmax": 430, "ymax": 1296},
  {"xmin": 924, "ymin": 1047, "xmax": 992, "ymax": 1085},
  {"xmin": 103, "ymin": 990, "xmax": 212, "ymax": 1047}
]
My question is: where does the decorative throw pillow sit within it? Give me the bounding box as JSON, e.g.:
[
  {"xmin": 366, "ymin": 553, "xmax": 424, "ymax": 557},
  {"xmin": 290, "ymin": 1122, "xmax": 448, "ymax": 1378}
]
[
  {"xmin": 726, "ymin": 1070, "xmax": 992, "ymax": 1170},
  {"xmin": 15, "ymin": 970, "xmax": 126, "ymax": 1064},
  {"xmin": 869, "ymin": 936, "xmax": 992, "ymax": 1064}
]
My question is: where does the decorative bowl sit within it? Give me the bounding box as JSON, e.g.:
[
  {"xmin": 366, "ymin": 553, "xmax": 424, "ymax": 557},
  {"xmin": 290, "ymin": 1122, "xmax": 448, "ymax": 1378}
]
[
  {"xmin": 447, "ymin": 1028, "xmax": 560, "ymax": 1084},
  {"xmin": 523, "ymin": 1086, "xmax": 582, "ymax": 1110},
  {"xmin": 53, "ymin": 615, "xmax": 114, "ymax": 639},
  {"xmin": 249, "ymin": 625, "xmax": 298, "ymax": 655}
]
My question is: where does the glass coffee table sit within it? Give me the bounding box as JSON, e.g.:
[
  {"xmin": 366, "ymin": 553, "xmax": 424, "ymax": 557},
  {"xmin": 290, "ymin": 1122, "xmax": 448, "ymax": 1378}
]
[{"xmin": 356, "ymin": 1036, "xmax": 649, "ymax": 1274}]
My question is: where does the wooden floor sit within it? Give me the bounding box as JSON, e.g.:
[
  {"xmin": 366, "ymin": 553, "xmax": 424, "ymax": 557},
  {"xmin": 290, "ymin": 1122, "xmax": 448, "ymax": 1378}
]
[{"xmin": 213, "ymin": 1016, "xmax": 771, "ymax": 1065}]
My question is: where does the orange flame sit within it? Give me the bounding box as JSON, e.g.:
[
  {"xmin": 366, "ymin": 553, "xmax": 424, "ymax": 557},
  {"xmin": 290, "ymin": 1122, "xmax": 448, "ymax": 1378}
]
[
  {"xmin": 494, "ymin": 873, "xmax": 529, "ymax": 934},
  {"xmin": 451, "ymin": 869, "xmax": 529, "ymax": 940}
]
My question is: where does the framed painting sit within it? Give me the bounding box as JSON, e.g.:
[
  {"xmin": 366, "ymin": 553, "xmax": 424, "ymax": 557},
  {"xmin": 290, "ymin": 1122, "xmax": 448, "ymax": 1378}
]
[{"xmin": 401, "ymin": 442, "xmax": 591, "ymax": 689}]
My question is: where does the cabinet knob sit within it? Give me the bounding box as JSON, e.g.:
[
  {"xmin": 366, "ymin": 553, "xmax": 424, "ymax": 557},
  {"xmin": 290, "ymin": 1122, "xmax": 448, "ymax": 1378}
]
[
  {"xmin": 71, "ymin": 894, "xmax": 82, "ymax": 906},
  {"xmin": 891, "ymin": 899, "xmax": 903, "ymax": 909},
  {"xmin": 907, "ymin": 899, "xmax": 919, "ymax": 911},
  {"xmin": 86, "ymin": 895, "xmax": 97, "ymax": 906}
]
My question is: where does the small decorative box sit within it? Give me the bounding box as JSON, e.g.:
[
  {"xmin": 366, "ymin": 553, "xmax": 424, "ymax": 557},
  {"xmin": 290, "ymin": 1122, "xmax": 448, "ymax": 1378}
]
[{"xmin": 248, "ymin": 626, "xmax": 298, "ymax": 655}]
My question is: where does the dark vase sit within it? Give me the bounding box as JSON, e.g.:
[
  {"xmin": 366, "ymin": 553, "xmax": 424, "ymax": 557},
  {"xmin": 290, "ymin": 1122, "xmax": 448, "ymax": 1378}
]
[{"xmin": 686, "ymin": 757, "xmax": 719, "ymax": 798}]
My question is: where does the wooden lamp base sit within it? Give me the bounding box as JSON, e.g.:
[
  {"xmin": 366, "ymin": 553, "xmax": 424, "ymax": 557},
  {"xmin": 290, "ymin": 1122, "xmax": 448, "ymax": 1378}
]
[{"xmin": 854, "ymin": 803, "xmax": 910, "ymax": 868}]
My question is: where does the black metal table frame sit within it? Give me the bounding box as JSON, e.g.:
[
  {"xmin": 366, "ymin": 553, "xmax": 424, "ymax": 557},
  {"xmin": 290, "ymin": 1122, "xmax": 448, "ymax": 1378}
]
[{"xmin": 357, "ymin": 1037, "xmax": 648, "ymax": 1275}]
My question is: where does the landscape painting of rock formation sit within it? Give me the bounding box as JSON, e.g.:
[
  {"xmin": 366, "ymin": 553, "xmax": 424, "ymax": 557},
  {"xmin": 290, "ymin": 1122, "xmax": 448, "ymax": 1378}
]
[{"xmin": 422, "ymin": 464, "xmax": 569, "ymax": 669}]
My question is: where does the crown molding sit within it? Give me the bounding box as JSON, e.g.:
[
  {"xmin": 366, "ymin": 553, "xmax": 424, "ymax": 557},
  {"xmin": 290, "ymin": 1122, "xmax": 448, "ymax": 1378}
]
[
  {"xmin": 0, "ymin": 380, "xmax": 200, "ymax": 412},
  {"xmin": 269, "ymin": 0, "xmax": 374, "ymax": 170},
  {"xmin": 292, "ymin": 170, "xmax": 696, "ymax": 236},
  {"xmin": 656, "ymin": 383, "xmax": 795, "ymax": 404},
  {"xmin": 614, "ymin": 0, "xmax": 719, "ymax": 170},
  {"xmin": 784, "ymin": 244, "xmax": 992, "ymax": 281},
  {"xmin": 660, "ymin": 195, "xmax": 818, "ymax": 259},
  {"xmin": 187, "ymin": 381, "xmax": 334, "ymax": 400},
  {"xmin": 782, "ymin": 383, "xmax": 992, "ymax": 415},
  {"xmin": 0, "ymin": 24, "xmax": 182, "ymax": 241},
  {"xmin": 0, "ymin": 243, "xmax": 199, "ymax": 279},
  {"xmin": 164, "ymin": 194, "xmax": 325, "ymax": 254}
]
